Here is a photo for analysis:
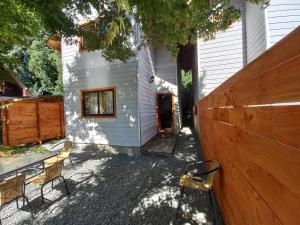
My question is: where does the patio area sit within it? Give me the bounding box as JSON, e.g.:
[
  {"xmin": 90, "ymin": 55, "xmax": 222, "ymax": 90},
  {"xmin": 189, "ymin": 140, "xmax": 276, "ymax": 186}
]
[{"xmin": 0, "ymin": 127, "xmax": 222, "ymax": 225}]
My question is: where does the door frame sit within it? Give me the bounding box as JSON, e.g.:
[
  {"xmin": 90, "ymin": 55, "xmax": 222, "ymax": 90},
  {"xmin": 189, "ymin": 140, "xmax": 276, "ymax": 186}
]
[{"xmin": 156, "ymin": 93, "xmax": 175, "ymax": 133}]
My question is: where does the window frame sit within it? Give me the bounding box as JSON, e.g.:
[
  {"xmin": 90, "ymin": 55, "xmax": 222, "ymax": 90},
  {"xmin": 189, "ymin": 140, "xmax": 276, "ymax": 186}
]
[
  {"xmin": 78, "ymin": 19, "xmax": 96, "ymax": 52},
  {"xmin": 80, "ymin": 87, "xmax": 117, "ymax": 118}
]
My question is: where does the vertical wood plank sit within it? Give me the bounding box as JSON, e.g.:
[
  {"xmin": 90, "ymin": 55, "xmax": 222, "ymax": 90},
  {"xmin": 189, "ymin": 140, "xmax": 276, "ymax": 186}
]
[{"xmin": 36, "ymin": 102, "xmax": 41, "ymax": 143}]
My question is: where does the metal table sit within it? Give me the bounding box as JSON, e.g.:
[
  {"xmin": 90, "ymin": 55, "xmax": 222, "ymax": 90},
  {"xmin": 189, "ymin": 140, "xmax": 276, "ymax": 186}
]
[{"xmin": 0, "ymin": 151, "xmax": 58, "ymax": 179}]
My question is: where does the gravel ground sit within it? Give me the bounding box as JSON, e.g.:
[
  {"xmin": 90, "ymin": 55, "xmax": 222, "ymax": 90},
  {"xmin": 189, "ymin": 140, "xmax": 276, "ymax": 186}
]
[{"xmin": 0, "ymin": 127, "xmax": 223, "ymax": 225}]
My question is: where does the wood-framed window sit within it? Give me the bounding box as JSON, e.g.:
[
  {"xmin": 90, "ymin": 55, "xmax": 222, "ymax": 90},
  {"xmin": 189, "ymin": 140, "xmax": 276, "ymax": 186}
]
[
  {"xmin": 78, "ymin": 20, "xmax": 96, "ymax": 52},
  {"xmin": 81, "ymin": 87, "xmax": 116, "ymax": 118}
]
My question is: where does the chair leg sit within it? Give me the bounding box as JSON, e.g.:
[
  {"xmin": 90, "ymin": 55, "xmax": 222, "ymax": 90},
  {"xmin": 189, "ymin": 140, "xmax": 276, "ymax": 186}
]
[
  {"xmin": 41, "ymin": 185, "xmax": 45, "ymax": 204},
  {"xmin": 52, "ymin": 180, "xmax": 54, "ymax": 189},
  {"xmin": 176, "ymin": 187, "xmax": 185, "ymax": 219},
  {"xmin": 69, "ymin": 158, "xmax": 75, "ymax": 170},
  {"xmin": 23, "ymin": 186, "xmax": 25, "ymax": 206},
  {"xmin": 24, "ymin": 196, "xmax": 34, "ymax": 219},
  {"xmin": 16, "ymin": 198, "xmax": 19, "ymax": 209},
  {"xmin": 60, "ymin": 176, "xmax": 70, "ymax": 195},
  {"xmin": 209, "ymin": 190, "xmax": 216, "ymax": 225}
]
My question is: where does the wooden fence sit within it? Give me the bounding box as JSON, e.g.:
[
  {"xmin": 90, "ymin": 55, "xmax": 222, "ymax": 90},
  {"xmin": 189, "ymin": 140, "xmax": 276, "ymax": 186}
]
[
  {"xmin": 197, "ymin": 27, "xmax": 300, "ymax": 225},
  {"xmin": 1, "ymin": 96, "xmax": 65, "ymax": 146}
]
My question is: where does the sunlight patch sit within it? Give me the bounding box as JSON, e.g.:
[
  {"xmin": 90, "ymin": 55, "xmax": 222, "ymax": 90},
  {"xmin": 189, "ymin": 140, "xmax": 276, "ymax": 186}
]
[
  {"xmin": 131, "ymin": 186, "xmax": 179, "ymax": 215},
  {"xmin": 181, "ymin": 127, "xmax": 192, "ymax": 134}
]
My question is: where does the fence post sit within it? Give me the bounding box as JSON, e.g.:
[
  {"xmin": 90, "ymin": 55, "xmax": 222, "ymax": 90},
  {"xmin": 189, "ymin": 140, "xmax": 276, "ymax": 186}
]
[
  {"xmin": 59, "ymin": 102, "xmax": 63, "ymax": 137},
  {"xmin": 1, "ymin": 102, "xmax": 9, "ymax": 146},
  {"xmin": 36, "ymin": 102, "xmax": 41, "ymax": 144}
]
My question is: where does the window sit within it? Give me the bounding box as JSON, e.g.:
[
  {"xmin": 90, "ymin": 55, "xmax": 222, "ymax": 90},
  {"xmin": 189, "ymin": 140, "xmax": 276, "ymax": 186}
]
[
  {"xmin": 79, "ymin": 20, "xmax": 96, "ymax": 52},
  {"xmin": 81, "ymin": 87, "xmax": 116, "ymax": 118}
]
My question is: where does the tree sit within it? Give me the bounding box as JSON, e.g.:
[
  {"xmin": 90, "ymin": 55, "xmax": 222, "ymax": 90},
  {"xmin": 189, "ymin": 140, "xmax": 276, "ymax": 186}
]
[
  {"xmin": 1, "ymin": 0, "xmax": 269, "ymax": 64},
  {"xmin": 9, "ymin": 41, "xmax": 63, "ymax": 95}
]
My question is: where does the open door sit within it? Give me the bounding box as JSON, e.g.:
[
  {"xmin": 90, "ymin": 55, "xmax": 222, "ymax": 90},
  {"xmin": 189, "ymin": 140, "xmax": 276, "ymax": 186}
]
[{"xmin": 157, "ymin": 93, "xmax": 174, "ymax": 133}]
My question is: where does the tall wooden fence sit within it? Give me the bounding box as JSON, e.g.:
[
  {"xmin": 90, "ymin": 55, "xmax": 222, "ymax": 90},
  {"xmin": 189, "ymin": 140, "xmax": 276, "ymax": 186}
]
[
  {"xmin": 197, "ymin": 27, "xmax": 300, "ymax": 225},
  {"xmin": 1, "ymin": 96, "xmax": 65, "ymax": 146}
]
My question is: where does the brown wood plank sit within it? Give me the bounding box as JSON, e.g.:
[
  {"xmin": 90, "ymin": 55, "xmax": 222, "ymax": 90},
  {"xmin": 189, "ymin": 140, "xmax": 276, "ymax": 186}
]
[
  {"xmin": 200, "ymin": 118, "xmax": 300, "ymax": 225},
  {"xmin": 200, "ymin": 122, "xmax": 283, "ymax": 225},
  {"xmin": 205, "ymin": 54, "xmax": 300, "ymax": 107},
  {"xmin": 200, "ymin": 105, "xmax": 300, "ymax": 150},
  {"xmin": 38, "ymin": 102, "xmax": 63, "ymax": 141}
]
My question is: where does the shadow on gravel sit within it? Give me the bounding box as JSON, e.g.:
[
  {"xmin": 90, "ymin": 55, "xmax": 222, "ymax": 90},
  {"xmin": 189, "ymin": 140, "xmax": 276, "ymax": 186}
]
[{"xmin": 2, "ymin": 128, "xmax": 223, "ymax": 225}]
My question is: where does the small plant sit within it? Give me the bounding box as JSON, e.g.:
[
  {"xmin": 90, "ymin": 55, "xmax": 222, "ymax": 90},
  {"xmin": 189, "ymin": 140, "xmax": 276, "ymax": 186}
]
[{"xmin": 0, "ymin": 145, "xmax": 49, "ymax": 155}]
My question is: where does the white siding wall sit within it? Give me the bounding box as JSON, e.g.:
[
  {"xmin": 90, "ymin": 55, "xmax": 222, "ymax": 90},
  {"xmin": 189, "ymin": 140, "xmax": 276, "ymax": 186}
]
[
  {"xmin": 266, "ymin": 0, "xmax": 300, "ymax": 47},
  {"xmin": 246, "ymin": 2, "xmax": 267, "ymax": 63},
  {"xmin": 194, "ymin": 0, "xmax": 245, "ymax": 133},
  {"xmin": 154, "ymin": 47, "xmax": 181, "ymax": 132},
  {"xmin": 62, "ymin": 41, "xmax": 140, "ymax": 147},
  {"xmin": 137, "ymin": 45, "xmax": 157, "ymax": 145},
  {"xmin": 196, "ymin": 0, "xmax": 245, "ymax": 99}
]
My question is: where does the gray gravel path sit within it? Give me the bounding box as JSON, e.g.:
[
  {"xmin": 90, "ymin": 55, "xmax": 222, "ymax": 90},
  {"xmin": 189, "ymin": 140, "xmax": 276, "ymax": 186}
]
[{"xmin": 0, "ymin": 127, "xmax": 223, "ymax": 225}]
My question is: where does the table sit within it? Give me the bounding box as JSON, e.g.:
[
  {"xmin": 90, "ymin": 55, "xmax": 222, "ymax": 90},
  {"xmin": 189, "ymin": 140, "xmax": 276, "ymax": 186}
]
[{"xmin": 0, "ymin": 151, "xmax": 58, "ymax": 179}]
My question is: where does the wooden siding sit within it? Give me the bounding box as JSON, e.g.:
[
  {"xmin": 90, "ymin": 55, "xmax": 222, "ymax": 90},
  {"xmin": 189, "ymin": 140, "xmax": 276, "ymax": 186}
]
[
  {"xmin": 62, "ymin": 41, "xmax": 140, "ymax": 146},
  {"xmin": 138, "ymin": 45, "xmax": 157, "ymax": 145},
  {"xmin": 197, "ymin": 27, "xmax": 300, "ymax": 225},
  {"xmin": 1, "ymin": 99, "xmax": 64, "ymax": 146},
  {"xmin": 246, "ymin": 2, "xmax": 267, "ymax": 63},
  {"xmin": 267, "ymin": 0, "xmax": 300, "ymax": 47}
]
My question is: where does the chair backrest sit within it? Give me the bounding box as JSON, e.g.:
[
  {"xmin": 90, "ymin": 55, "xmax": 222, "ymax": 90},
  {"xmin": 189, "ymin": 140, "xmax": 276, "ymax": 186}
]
[
  {"xmin": 0, "ymin": 173, "xmax": 25, "ymax": 206},
  {"xmin": 59, "ymin": 141, "xmax": 73, "ymax": 158},
  {"xmin": 203, "ymin": 160, "xmax": 220, "ymax": 189},
  {"xmin": 45, "ymin": 160, "xmax": 64, "ymax": 183}
]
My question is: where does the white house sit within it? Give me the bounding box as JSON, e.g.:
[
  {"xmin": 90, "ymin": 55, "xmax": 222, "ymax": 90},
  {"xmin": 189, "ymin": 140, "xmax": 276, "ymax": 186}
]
[
  {"xmin": 61, "ymin": 19, "xmax": 181, "ymax": 152},
  {"xmin": 193, "ymin": 0, "xmax": 300, "ymax": 132}
]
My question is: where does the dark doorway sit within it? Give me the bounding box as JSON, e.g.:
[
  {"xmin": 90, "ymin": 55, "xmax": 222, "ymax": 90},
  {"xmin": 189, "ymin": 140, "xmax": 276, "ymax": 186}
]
[{"xmin": 157, "ymin": 94, "xmax": 174, "ymax": 133}]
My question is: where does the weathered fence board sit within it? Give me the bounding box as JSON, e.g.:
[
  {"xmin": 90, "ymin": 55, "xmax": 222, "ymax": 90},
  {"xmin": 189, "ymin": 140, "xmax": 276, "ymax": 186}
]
[
  {"xmin": 1, "ymin": 96, "xmax": 64, "ymax": 146},
  {"xmin": 197, "ymin": 26, "xmax": 300, "ymax": 225}
]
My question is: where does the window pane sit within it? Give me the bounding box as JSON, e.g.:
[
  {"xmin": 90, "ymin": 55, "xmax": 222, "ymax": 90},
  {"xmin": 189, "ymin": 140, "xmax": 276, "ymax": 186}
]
[
  {"xmin": 99, "ymin": 90, "xmax": 113, "ymax": 114},
  {"xmin": 84, "ymin": 92, "xmax": 98, "ymax": 115}
]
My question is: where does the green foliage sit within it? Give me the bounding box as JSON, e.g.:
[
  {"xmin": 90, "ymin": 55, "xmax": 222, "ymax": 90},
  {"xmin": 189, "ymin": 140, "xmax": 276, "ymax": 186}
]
[
  {"xmin": 0, "ymin": 0, "xmax": 269, "ymax": 64},
  {"xmin": 0, "ymin": 145, "xmax": 49, "ymax": 155},
  {"xmin": 27, "ymin": 41, "xmax": 61, "ymax": 95},
  {"xmin": 25, "ymin": 40, "xmax": 63, "ymax": 95},
  {"xmin": 8, "ymin": 41, "xmax": 63, "ymax": 95},
  {"xmin": 181, "ymin": 70, "xmax": 193, "ymax": 89},
  {"xmin": 0, "ymin": 0, "xmax": 41, "ymax": 64},
  {"xmin": 180, "ymin": 70, "xmax": 193, "ymax": 125}
]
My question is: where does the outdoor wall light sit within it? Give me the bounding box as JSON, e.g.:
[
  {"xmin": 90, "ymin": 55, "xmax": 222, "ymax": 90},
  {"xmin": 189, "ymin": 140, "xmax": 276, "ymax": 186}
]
[{"xmin": 149, "ymin": 75, "xmax": 155, "ymax": 84}]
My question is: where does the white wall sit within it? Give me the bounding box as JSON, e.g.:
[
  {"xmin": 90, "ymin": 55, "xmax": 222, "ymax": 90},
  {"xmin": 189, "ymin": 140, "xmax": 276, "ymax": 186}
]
[
  {"xmin": 154, "ymin": 47, "xmax": 181, "ymax": 133},
  {"xmin": 194, "ymin": 0, "xmax": 245, "ymax": 133},
  {"xmin": 266, "ymin": 0, "xmax": 300, "ymax": 47},
  {"xmin": 62, "ymin": 41, "xmax": 140, "ymax": 147},
  {"xmin": 246, "ymin": 2, "xmax": 267, "ymax": 63},
  {"xmin": 137, "ymin": 45, "xmax": 157, "ymax": 145},
  {"xmin": 196, "ymin": 0, "xmax": 245, "ymax": 100}
]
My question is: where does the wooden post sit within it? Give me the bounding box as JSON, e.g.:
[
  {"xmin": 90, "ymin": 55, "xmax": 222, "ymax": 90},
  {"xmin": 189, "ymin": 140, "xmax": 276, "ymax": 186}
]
[
  {"xmin": 36, "ymin": 102, "xmax": 41, "ymax": 144},
  {"xmin": 59, "ymin": 102, "xmax": 63, "ymax": 137},
  {"xmin": 1, "ymin": 102, "xmax": 9, "ymax": 146}
]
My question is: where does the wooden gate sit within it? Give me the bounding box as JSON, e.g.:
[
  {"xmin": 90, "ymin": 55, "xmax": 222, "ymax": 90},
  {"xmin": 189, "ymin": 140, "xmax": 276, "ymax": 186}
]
[{"xmin": 1, "ymin": 96, "xmax": 65, "ymax": 146}]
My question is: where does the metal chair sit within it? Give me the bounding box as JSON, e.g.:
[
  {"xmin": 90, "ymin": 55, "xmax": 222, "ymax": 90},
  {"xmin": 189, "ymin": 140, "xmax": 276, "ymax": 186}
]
[
  {"xmin": 44, "ymin": 141, "xmax": 74, "ymax": 169},
  {"xmin": 26, "ymin": 160, "xmax": 70, "ymax": 204},
  {"xmin": 177, "ymin": 160, "xmax": 220, "ymax": 223},
  {"xmin": 0, "ymin": 174, "xmax": 33, "ymax": 224}
]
